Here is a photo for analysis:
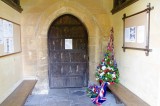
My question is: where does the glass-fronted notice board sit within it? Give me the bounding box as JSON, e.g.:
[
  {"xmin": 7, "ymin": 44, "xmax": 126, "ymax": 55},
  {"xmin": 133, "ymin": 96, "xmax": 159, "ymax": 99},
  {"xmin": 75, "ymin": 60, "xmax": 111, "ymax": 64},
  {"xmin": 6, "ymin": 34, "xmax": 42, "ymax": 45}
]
[
  {"xmin": 0, "ymin": 17, "xmax": 21, "ymax": 57},
  {"xmin": 122, "ymin": 3, "xmax": 153, "ymax": 56}
]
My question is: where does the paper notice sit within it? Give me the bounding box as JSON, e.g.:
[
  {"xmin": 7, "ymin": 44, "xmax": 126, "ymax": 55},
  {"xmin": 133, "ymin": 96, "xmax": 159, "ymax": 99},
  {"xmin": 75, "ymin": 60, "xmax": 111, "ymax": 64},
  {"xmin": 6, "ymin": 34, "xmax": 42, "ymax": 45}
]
[
  {"xmin": 125, "ymin": 27, "xmax": 136, "ymax": 42},
  {"xmin": 3, "ymin": 20, "xmax": 13, "ymax": 37},
  {"xmin": 4, "ymin": 38, "xmax": 14, "ymax": 53},
  {"xmin": 8, "ymin": 38, "xmax": 14, "ymax": 53},
  {"xmin": 137, "ymin": 26, "xmax": 145, "ymax": 43},
  {"xmin": 65, "ymin": 39, "xmax": 72, "ymax": 49},
  {"xmin": 4, "ymin": 38, "xmax": 9, "ymax": 53},
  {"xmin": 8, "ymin": 21, "xmax": 13, "ymax": 37}
]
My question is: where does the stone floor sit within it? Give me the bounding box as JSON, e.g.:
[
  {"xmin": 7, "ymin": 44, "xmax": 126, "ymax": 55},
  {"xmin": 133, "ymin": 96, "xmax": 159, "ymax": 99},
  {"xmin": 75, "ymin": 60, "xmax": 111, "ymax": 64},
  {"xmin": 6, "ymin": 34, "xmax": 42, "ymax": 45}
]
[{"xmin": 24, "ymin": 88, "xmax": 124, "ymax": 106}]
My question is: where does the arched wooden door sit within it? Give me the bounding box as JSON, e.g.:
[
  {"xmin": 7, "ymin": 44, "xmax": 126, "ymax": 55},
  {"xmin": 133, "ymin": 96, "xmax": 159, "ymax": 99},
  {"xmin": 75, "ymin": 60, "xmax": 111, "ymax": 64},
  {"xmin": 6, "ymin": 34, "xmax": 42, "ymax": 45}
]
[{"xmin": 48, "ymin": 14, "xmax": 88, "ymax": 88}]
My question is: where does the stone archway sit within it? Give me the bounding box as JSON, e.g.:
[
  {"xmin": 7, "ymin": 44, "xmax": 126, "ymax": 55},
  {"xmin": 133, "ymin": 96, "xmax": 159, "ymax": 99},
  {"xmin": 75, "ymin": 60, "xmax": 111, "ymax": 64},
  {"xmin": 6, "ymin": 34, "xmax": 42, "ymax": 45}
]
[{"xmin": 23, "ymin": 1, "xmax": 106, "ymax": 93}]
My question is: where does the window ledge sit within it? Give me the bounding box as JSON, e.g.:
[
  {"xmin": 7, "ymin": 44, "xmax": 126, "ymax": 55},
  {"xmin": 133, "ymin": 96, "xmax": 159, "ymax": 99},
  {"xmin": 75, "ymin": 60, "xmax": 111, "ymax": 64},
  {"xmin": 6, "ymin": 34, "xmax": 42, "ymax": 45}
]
[
  {"xmin": 111, "ymin": 0, "xmax": 138, "ymax": 14},
  {"xmin": 1, "ymin": 0, "xmax": 23, "ymax": 13}
]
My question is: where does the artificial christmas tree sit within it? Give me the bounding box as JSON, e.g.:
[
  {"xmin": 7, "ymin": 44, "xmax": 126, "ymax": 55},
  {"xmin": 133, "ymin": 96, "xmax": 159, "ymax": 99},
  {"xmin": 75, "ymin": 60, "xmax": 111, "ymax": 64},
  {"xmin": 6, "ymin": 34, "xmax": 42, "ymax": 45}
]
[
  {"xmin": 96, "ymin": 28, "xmax": 119, "ymax": 85},
  {"xmin": 86, "ymin": 28, "xmax": 120, "ymax": 106}
]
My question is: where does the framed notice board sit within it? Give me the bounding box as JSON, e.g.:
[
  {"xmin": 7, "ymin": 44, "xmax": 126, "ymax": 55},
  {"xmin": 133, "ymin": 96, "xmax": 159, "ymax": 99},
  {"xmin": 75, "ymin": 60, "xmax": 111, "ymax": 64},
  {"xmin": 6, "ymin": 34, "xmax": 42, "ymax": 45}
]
[
  {"xmin": 0, "ymin": 17, "xmax": 21, "ymax": 57},
  {"xmin": 122, "ymin": 3, "xmax": 154, "ymax": 56}
]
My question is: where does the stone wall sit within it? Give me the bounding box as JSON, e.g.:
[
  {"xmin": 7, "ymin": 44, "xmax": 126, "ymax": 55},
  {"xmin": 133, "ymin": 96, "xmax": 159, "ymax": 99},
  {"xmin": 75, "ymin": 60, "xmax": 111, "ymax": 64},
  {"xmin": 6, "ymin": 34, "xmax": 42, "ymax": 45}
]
[{"xmin": 0, "ymin": 1, "xmax": 23, "ymax": 103}]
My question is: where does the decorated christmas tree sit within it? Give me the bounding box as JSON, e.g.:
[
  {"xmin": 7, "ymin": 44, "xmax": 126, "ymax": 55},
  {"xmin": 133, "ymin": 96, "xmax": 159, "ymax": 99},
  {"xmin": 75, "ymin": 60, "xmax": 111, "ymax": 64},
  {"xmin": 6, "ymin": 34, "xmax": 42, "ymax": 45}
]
[
  {"xmin": 95, "ymin": 28, "xmax": 119, "ymax": 85},
  {"xmin": 86, "ymin": 28, "xmax": 120, "ymax": 106}
]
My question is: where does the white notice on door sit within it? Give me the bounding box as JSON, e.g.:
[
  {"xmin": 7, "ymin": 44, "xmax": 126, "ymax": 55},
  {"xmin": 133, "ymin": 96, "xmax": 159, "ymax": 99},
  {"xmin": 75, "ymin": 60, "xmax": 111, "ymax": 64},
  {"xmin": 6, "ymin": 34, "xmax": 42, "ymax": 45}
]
[{"xmin": 65, "ymin": 39, "xmax": 72, "ymax": 49}]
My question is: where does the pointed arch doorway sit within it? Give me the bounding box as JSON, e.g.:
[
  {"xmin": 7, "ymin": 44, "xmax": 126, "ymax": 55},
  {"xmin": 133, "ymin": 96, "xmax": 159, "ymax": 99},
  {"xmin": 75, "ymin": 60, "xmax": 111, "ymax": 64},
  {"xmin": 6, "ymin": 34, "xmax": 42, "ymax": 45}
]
[{"xmin": 48, "ymin": 14, "xmax": 89, "ymax": 88}]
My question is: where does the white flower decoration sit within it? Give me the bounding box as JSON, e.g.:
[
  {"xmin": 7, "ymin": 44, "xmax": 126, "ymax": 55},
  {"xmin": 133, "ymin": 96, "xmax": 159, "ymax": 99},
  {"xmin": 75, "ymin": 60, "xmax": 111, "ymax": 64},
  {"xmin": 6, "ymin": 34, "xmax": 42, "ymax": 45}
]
[
  {"xmin": 100, "ymin": 72, "xmax": 105, "ymax": 76},
  {"xmin": 101, "ymin": 66, "xmax": 106, "ymax": 70},
  {"xmin": 112, "ymin": 74, "xmax": 116, "ymax": 78}
]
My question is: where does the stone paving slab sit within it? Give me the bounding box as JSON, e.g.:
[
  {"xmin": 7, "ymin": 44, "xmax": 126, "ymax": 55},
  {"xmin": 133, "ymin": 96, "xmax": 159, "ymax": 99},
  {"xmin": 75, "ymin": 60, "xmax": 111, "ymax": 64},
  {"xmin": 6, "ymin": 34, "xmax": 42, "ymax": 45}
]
[{"xmin": 24, "ymin": 88, "xmax": 124, "ymax": 106}]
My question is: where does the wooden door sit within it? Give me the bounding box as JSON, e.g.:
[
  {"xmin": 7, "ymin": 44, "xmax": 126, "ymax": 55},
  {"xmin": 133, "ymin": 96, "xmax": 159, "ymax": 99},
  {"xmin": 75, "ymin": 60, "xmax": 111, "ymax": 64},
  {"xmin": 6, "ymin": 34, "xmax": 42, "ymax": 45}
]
[{"xmin": 48, "ymin": 14, "xmax": 88, "ymax": 88}]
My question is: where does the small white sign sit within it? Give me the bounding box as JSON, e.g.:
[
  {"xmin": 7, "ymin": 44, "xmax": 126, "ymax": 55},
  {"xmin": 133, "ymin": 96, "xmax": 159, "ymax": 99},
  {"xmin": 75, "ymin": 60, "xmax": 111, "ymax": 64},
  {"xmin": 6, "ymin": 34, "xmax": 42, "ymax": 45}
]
[
  {"xmin": 65, "ymin": 39, "xmax": 72, "ymax": 49},
  {"xmin": 4, "ymin": 38, "xmax": 14, "ymax": 53},
  {"xmin": 137, "ymin": 26, "xmax": 145, "ymax": 43},
  {"xmin": 125, "ymin": 27, "xmax": 137, "ymax": 42}
]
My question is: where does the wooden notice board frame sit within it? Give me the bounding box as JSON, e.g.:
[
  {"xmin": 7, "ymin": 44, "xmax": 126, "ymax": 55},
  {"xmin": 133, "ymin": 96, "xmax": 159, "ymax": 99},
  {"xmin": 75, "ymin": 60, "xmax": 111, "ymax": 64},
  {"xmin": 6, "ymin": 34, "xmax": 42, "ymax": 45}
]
[
  {"xmin": 122, "ymin": 3, "xmax": 154, "ymax": 56},
  {"xmin": 0, "ymin": 17, "xmax": 21, "ymax": 57}
]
